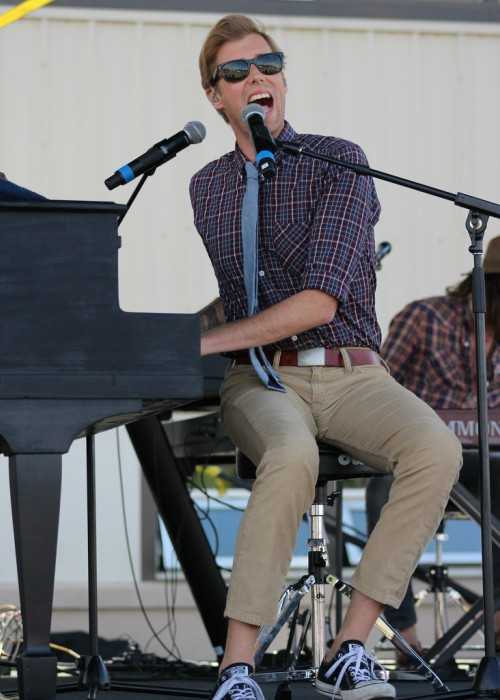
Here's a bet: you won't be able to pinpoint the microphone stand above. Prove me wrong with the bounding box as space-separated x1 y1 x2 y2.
117 169 155 227
276 139 500 698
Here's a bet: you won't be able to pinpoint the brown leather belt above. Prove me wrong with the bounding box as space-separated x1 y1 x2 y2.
232 348 383 368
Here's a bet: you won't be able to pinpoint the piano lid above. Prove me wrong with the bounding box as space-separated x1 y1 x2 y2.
0 200 202 401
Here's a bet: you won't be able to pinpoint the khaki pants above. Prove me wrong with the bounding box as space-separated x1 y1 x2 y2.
220 355 462 627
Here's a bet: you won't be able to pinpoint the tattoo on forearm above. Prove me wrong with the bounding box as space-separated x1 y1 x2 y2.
199 298 225 332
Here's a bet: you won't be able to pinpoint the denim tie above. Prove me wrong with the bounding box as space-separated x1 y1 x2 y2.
241 161 285 392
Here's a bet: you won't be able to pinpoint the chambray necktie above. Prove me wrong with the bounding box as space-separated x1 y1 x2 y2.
241 161 285 392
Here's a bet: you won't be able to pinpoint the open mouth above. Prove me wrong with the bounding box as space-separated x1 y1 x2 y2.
247 92 274 112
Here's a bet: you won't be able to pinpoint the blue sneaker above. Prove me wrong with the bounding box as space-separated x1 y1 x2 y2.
316 640 395 700
211 663 265 700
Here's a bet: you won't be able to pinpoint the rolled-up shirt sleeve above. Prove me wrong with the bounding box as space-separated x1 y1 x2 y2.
302 143 378 302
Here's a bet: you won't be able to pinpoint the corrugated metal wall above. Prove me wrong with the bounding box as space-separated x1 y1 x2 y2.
2 7 500 328
1 5 500 596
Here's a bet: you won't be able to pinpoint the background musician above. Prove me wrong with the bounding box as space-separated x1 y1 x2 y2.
367 235 500 662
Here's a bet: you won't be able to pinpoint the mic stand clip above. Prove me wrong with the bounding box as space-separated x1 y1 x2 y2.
117 167 157 227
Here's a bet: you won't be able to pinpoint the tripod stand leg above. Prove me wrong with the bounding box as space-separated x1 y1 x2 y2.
81 655 110 699
254 576 314 667
311 583 325 669
58 435 111 698
328 576 449 692
289 610 311 669
83 434 110 698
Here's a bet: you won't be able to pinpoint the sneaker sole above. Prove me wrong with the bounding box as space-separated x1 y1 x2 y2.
315 679 396 700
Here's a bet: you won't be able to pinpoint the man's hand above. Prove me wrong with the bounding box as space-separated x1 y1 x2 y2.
201 289 338 356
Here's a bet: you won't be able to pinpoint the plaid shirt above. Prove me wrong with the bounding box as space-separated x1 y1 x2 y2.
189 122 382 351
382 295 500 409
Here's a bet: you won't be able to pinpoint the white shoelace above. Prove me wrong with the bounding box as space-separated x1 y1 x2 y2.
212 673 265 700
324 646 380 694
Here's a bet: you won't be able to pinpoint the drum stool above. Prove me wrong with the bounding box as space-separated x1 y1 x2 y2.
236 441 385 680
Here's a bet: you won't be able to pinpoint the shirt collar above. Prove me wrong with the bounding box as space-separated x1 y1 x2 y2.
232 120 298 175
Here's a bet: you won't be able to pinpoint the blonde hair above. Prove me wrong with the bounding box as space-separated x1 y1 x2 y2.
199 15 281 122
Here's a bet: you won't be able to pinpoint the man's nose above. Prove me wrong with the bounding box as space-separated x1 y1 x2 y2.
248 63 263 81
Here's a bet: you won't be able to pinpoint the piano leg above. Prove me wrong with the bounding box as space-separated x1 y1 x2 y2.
9 454 62 700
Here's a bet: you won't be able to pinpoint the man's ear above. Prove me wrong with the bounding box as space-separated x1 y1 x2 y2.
206 87 223 110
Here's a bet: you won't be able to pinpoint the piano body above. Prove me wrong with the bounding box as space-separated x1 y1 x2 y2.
0 199 222 699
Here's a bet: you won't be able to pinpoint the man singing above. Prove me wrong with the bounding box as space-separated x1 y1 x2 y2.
190 14 461 700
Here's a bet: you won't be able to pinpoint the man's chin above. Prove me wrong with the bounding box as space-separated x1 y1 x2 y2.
269 117 285 139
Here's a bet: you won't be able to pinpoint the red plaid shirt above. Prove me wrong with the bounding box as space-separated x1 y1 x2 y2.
382 295 500 409
190 122 382 351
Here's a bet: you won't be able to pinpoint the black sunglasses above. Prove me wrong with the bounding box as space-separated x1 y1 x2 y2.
211 51 285 85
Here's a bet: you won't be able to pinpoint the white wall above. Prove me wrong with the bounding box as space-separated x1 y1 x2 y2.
1 5 499 658
1 8 500 322
0 428 142 584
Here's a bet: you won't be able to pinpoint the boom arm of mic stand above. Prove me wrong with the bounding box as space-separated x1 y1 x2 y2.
276 140 500 220
276 138 500 685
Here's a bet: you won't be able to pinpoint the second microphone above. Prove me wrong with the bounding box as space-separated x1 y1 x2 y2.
105 121 206 190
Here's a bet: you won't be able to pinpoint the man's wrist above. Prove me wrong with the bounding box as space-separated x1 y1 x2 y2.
199 298 225 332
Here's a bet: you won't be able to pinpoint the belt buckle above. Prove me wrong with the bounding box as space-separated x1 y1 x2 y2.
297 347 326 367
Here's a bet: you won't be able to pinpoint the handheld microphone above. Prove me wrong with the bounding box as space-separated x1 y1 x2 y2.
375 241 392 269
241 104 276 180
104 121 206 190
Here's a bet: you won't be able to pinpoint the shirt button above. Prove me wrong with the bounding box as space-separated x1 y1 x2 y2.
291 335 298 342
258 270 265 277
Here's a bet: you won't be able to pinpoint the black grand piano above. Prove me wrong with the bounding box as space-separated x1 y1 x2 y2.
0 198 227 699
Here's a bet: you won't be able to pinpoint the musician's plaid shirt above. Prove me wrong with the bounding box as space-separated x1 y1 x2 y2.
382 295 500 408
189 122 382 351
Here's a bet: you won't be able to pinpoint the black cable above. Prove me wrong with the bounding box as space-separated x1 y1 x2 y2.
187 478 247 513
138 420 236 649
142 421 232 659
193 499 220 562
190 465 221 560
115 428 182 662
165 543 180 658
153 518 181 657
143 540 180 657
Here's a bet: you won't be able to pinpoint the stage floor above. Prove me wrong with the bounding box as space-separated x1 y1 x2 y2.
0 674 474 699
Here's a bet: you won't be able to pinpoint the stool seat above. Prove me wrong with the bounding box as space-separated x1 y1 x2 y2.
237 441 384 482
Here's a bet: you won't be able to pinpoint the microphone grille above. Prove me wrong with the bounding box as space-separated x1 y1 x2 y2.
241 103 265 123
184 121 206 144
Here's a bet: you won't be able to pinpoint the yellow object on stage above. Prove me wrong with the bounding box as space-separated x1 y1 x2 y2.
0 0 54 29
